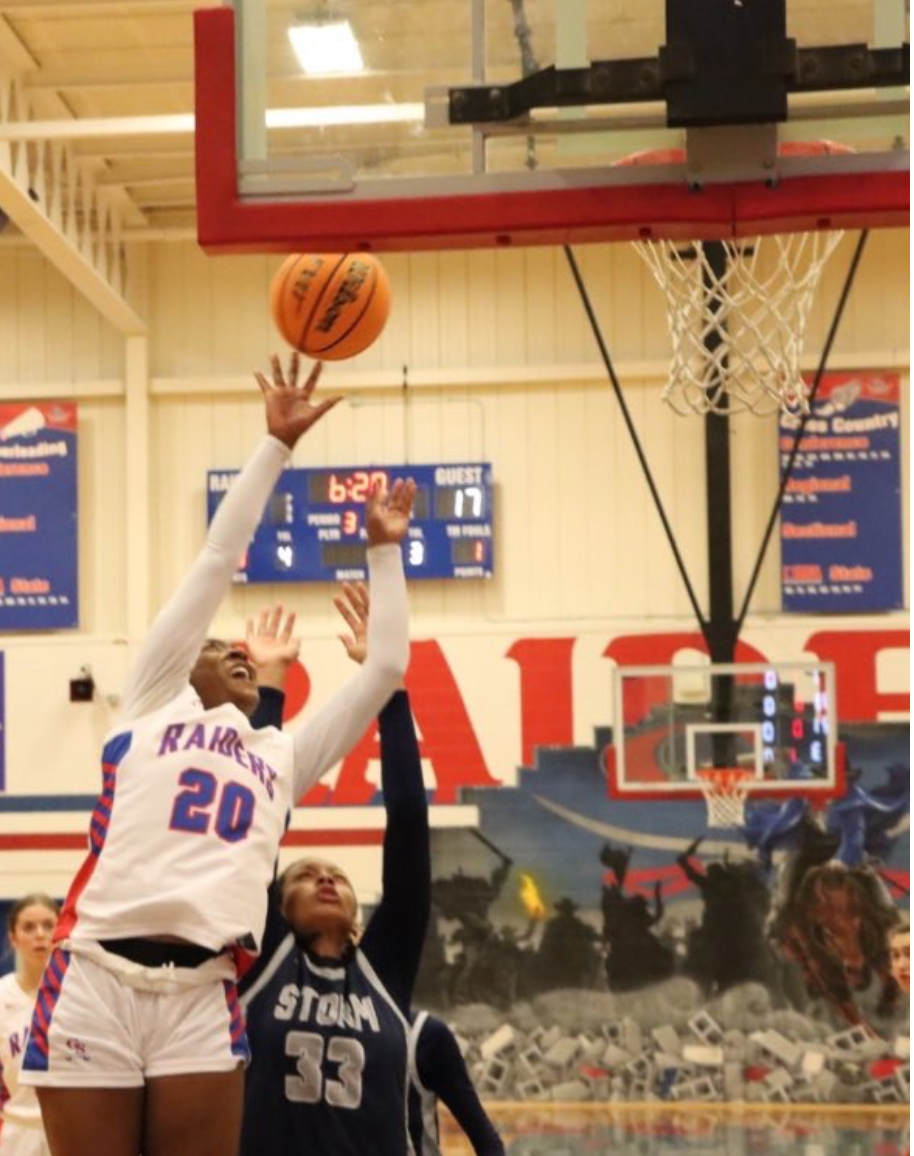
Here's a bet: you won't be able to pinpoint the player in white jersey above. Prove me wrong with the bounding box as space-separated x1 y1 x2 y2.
20 354 415 1156
0 895 58 1156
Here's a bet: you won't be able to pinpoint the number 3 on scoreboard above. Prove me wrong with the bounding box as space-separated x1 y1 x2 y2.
169 768 255 843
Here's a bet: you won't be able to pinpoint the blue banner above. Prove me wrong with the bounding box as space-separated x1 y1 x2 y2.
0 652 4 790
780 373 903 612
0 402 78 629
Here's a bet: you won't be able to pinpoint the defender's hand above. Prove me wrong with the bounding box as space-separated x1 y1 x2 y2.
333 582 369 666
365 477 416 546
246 605 300 689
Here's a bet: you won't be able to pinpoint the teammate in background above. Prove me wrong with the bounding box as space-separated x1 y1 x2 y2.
20 354 415 1156
408 1012 505 1156
0 895 58 1156
239 582 429 1156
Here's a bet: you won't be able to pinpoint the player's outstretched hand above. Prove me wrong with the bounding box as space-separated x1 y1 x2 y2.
333 582 369 666
365 477 415 546
255 352 341 450
246 604 301 690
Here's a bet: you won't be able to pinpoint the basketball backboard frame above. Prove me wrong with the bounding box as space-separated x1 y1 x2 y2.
608 661 846 802
193 5 908 255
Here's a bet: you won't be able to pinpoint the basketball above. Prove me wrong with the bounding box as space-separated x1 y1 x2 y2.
270 252 391 361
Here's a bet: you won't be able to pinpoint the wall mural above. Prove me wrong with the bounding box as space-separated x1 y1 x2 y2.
407 722 910 1106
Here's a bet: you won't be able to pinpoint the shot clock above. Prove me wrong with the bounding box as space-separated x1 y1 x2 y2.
207 462 493 582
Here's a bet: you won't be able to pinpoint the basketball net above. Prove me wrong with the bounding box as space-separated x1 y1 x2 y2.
634 231 843 416
695 768 756 828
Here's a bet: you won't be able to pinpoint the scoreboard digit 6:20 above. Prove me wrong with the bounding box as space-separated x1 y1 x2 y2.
207 462 494 583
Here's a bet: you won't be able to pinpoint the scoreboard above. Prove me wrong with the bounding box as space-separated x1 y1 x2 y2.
207 462 494 583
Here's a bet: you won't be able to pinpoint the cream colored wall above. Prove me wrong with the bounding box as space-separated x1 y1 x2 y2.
145 231 910 628
0 229 909 897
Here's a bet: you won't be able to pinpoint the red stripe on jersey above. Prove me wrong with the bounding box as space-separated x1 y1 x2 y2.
55 755 124 942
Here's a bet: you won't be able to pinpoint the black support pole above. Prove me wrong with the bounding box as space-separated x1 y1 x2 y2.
701 241 738 765
701 241 738 666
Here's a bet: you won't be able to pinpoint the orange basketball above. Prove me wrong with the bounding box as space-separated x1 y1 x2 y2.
270 252 391 361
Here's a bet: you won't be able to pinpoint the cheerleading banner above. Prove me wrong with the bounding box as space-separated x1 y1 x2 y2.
779 373 903 613
0 402 79 630
0 652 4 791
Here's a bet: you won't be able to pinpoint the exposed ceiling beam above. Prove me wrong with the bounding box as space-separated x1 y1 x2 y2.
0 164 146 333
0 13 145 333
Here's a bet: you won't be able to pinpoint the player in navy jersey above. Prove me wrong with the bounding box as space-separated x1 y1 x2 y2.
21 355 415 1156
246 590 505 1156
239 581 429 1156
408 1012 504 1156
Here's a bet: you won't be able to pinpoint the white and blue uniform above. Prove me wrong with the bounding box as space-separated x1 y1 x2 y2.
0 974 49 1156
240 691 429 1156
20 435 408 1087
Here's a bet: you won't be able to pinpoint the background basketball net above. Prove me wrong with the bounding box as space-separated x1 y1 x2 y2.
696 769 757 828
634 230 843 417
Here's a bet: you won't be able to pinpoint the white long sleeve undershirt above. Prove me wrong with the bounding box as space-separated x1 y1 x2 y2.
119 434 409 802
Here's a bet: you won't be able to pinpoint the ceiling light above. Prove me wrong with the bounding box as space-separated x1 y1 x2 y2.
288 21 364 75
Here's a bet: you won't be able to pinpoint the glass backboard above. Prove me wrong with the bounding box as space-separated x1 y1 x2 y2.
609 661 844 800
194 0 908 252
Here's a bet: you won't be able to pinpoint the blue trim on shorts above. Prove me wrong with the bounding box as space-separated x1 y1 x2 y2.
223 980 251 1063
22 948 71 1073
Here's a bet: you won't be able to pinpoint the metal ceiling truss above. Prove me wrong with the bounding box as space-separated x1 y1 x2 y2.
0 19 145 334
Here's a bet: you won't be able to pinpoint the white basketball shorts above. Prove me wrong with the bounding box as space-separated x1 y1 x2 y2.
19 948 249 1088
0 1119 51 1156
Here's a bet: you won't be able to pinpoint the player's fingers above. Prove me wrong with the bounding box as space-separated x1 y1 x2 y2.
309 395 341 422
364 476 386 514
333 595 362 634
302 360 323 397
254 371 271 396
287 351 300 388
389 477 413 512
281 610 296 641
271 353 284 387
402 477 416 507
268 605 283 636
344 586 367 625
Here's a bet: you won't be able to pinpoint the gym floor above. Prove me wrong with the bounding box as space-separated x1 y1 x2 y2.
439 1104 911 1155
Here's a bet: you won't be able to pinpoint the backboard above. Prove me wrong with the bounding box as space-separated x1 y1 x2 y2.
194 0 908 253
608 661 845 801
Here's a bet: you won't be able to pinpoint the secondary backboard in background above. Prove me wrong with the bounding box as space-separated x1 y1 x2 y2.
609 662 845 801
194 0 908 253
